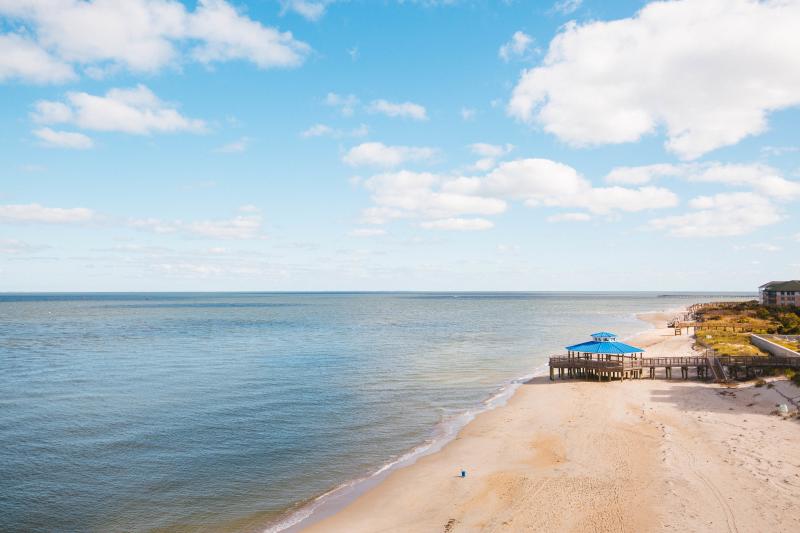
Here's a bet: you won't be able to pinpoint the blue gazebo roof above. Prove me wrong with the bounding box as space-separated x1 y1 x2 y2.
566 332 644 355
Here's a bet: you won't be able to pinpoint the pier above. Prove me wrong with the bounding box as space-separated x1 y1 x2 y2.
548 354 800 382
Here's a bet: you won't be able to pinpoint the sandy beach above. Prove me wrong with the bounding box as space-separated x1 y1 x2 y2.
303 312 800 532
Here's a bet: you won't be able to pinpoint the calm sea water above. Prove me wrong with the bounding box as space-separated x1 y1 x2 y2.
0 292 750 532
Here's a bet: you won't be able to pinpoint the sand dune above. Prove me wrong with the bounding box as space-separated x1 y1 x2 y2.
303 312 800 532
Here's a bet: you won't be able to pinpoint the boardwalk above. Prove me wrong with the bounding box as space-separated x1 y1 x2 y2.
548 354 800 382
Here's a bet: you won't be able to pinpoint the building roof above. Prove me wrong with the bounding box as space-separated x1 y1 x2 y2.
591 331 617 338
566 339 644 354
760 280 800 291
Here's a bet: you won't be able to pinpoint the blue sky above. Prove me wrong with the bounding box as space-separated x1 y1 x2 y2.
1 0 799 291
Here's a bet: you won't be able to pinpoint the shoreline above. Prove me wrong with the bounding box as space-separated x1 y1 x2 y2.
294 307 800 532
266 306 685 532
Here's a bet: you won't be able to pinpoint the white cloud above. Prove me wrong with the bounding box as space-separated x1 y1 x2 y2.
605 164 682 185
343 142 437 168
214 137 250 153
0 33 75 83
280 0 330 21
469 143 514 158
552 0 582 15
31 100 73 123
188 0 310 68
301 123 333 138
547 212 591 222
688 163 800 199
368 99 428 120
509 0 800 159
301 123 368 138
349 227 386 237
33 85 206 135
460 107 476 121
604 162 800 199
357 158 676 230
470 158 498 172
420 218 493 231
130 205 266 240
648 192 780 237
363 171 507 223
761 146 800 157
0 0 309 80
324 92 358 116
498 31 534 62
480 159 677 214
466 143 515 172
33 127 93 149
0 203 95 223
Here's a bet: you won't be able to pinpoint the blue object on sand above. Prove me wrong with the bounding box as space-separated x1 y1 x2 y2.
460 470 466 478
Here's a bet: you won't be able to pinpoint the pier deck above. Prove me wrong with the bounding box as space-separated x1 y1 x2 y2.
548 355 800 382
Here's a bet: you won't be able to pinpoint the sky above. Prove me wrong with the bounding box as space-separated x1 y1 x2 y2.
1 0 799 292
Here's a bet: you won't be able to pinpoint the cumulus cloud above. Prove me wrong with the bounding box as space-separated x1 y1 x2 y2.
648 192 781 237
0 0 310 82
0 203 95 223
33 85 206 135
469 143 514 158
605 164 682 185
343 142 438 168
552 0 582 15
301 123 368 138
498 31 534 62
214 137 250 153
357 158 677 231
33 127 93 149
368 99 428 120
481 159 678 214
324 92 358 116
363 171 507 224
0 33 75 83
467 143 515 171
604 162 800 199
130 205 266 240
301 123 333 138
688 163 800 199
509 0 800 159
280 0 330 21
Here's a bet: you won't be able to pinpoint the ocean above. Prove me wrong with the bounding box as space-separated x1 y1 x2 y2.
0 292 751 532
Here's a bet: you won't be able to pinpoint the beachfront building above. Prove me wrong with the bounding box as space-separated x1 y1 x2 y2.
759 280 800 307
549 332 645 380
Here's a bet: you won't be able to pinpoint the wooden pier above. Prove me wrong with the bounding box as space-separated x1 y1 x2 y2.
548 354 800 382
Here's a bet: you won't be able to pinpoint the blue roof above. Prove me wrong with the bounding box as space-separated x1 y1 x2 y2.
565 340 644 354
591 331 617 338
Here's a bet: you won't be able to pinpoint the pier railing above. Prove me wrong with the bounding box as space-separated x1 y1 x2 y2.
548 354 800 370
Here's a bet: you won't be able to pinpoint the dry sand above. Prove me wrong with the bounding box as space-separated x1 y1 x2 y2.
303 312 800 533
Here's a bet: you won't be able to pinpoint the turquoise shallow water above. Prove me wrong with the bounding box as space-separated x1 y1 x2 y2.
0 292 751 532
